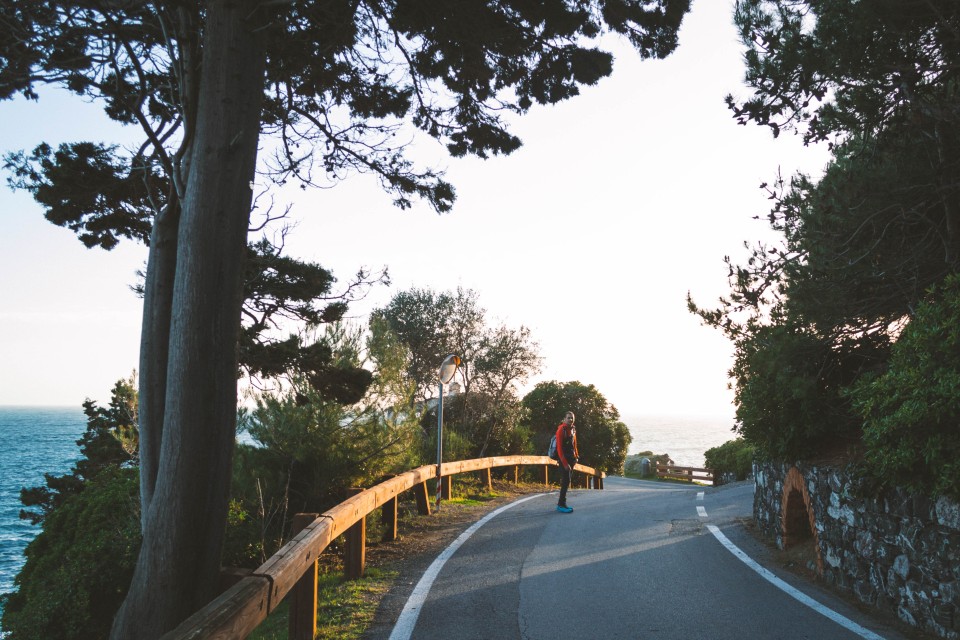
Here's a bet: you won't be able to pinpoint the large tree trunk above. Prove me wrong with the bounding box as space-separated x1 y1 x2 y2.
111 1 266 637
138 199 179 516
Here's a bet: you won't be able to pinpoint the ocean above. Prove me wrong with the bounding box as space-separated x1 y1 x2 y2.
0 407 736 620
0 406 87 620
623 413 738 468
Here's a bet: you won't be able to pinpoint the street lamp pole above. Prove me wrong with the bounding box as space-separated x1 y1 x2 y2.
435 354 461 511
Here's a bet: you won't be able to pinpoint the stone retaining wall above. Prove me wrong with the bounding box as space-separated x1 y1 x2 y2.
754 460 960 639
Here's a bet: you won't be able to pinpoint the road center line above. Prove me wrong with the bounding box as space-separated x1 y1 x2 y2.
706 524 886 640
388 493 545 640
697 505 708 517
697 491 704 501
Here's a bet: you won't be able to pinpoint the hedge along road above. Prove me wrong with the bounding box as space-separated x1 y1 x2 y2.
378 477 911 640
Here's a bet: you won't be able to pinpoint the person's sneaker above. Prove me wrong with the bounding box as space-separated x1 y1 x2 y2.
556 505 573 513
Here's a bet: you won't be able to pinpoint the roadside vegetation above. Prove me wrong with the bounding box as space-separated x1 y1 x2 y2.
704 439 755 482
688 1 960 499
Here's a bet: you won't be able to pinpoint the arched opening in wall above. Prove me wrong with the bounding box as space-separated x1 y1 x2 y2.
783 488 813 546
781 467 824 576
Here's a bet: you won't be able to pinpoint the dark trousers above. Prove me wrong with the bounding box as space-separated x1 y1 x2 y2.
558 465 571 506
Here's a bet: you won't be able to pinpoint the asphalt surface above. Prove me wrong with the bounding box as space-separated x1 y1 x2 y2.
378 477 915 640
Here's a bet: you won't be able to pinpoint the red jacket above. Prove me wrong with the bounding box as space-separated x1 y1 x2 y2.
555 422 579 468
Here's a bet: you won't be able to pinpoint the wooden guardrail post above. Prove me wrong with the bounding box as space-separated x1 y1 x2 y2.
543 464 550 485
377 474 398 542
414 480 431 515
288 513 319 640
513 465 520 484
381 494 398 542
441 475 452 499
483 468 493 493
345 488 366 580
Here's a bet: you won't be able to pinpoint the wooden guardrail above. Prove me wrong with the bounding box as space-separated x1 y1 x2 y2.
162 455 604 639
656 463 715 486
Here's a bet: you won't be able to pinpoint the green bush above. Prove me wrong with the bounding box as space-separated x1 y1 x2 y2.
704 439 755 481
731 322 866 460
849 274 960 499
521 381 631 474
1 467 141 640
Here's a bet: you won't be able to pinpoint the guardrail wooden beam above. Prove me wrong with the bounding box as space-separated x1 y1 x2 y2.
162 456 605 639
655 464 715 486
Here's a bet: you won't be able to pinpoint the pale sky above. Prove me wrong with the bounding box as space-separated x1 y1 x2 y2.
0 0 829 419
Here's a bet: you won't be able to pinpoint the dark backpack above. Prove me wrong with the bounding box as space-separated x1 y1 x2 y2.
547 434 559 461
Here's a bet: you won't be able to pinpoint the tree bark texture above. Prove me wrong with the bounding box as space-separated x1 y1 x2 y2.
111 1 266 637
138 200 179 516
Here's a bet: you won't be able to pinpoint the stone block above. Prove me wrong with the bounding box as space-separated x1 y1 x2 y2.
829 470 843 494
937 496 960 531
894 555 911 581
898 605 918 627
869 565 888 603
941 581 959 605
828 503 856 527
825 546 842 569
854 530 875 558
900 523 922 552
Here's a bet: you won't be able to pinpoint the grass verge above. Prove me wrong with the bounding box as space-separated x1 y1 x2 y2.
247 478 547 639
248 567 398 640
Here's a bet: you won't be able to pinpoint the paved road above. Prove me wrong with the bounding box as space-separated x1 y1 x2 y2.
387 477 911 640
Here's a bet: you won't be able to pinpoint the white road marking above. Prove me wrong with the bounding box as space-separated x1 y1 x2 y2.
697 491 704 501
707 524 887 640
388 493 544 640
697 505 708 517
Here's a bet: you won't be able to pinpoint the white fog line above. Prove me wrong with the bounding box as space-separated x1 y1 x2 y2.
697 505 708 517
388 493 545 640
707 524 887 640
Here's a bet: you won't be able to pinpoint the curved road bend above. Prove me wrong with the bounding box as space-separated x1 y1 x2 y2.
383 477 910 640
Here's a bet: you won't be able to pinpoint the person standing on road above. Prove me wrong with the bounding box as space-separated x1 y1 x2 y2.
555 411 579 513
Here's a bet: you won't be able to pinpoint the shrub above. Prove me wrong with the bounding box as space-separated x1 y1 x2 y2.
731 322 866 460
848 274 960 499
1 467 140 640
521 381 631 474
704 439 756 481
